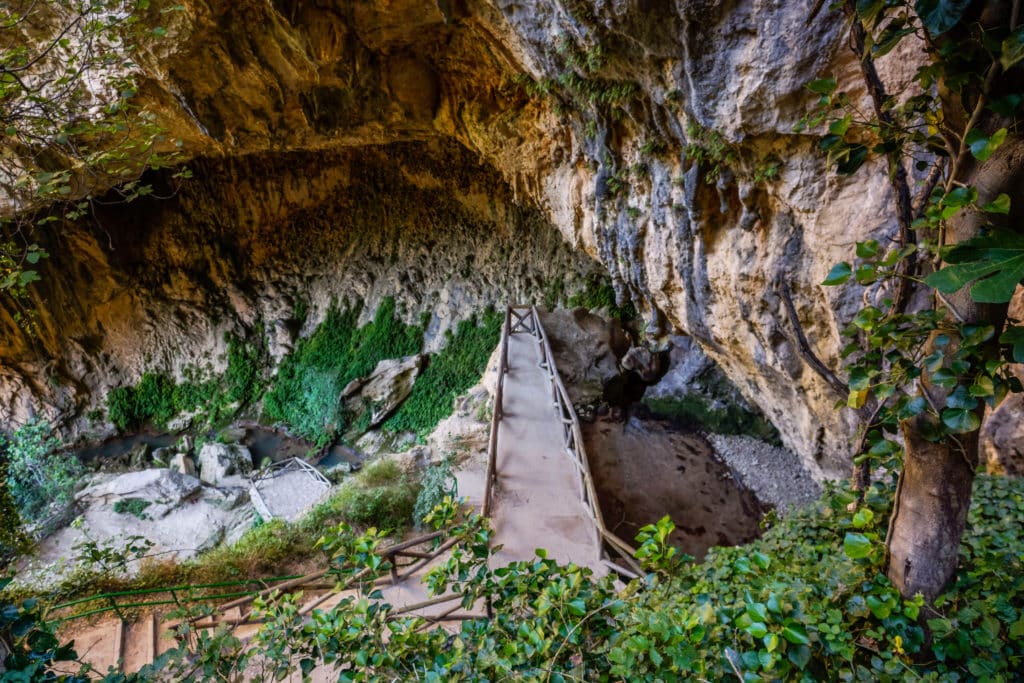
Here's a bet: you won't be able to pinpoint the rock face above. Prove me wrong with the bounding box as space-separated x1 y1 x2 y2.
344 355 424 430
0 0 1016 478
537 308 628 407
196 443 254 485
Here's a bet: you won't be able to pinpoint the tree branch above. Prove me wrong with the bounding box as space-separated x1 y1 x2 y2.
779 278 848 397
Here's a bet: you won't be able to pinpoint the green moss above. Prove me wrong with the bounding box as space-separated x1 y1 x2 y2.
262 297 424 446
224 332 266 405
568 274 637 322
112 498 151 519
643 394 780 443
383 310 502 437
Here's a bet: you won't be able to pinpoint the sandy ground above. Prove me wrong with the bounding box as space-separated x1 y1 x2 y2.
583 414 764 559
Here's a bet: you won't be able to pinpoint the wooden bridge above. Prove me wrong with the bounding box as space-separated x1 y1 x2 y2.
51 304 637 677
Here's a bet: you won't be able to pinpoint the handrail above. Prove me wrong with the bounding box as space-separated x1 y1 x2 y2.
529 306 642 578
482 305 513 517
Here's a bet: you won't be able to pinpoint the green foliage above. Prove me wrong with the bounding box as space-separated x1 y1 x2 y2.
2 419 83 525
383 310 502 436
224 332 267 405
0 465 30 561
312 460 420 533
106 332 267 432
46 475 1024 681
412 458 456 529
112 498 151 520
567 273 637 322
643 394 781 443
925 229 1024 304
0 576 87 681
263 298 424 445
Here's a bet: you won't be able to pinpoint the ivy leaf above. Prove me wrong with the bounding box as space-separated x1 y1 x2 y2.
781 623 811 645
982 194 1011 215
843 532 872 559
1002 27 1024 71
1001 326 1024 363
942 408 981 433
808 77 837 95
945 385 977 410
965 128 1008 162
925 230 1024 303
914 0 970 35
823 262 852 286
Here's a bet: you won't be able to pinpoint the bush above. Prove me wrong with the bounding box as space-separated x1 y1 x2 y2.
384 310 502 436
568 273 637 322
320 459 420 533
2 420 84 525
413 458 456 529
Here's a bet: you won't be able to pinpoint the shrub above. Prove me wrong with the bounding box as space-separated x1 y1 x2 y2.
568 273 637 322
413 458 456 528
2 420 84 525
384 310 502 436
112 498 151 519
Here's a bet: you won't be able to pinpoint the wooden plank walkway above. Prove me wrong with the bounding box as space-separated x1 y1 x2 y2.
487 325 606 574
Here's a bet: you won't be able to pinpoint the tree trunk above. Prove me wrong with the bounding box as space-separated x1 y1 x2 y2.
885 134 1024 600
886 419 976 601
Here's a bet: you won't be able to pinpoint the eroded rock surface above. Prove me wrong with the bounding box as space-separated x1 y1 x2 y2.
3 0 1018 478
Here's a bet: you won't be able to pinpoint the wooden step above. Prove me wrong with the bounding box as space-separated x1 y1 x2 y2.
121 614 156 674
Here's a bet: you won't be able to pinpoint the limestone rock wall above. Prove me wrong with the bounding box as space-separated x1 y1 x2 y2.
2 0 942 476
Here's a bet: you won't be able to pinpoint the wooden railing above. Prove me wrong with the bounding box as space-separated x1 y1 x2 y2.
487 304 641 580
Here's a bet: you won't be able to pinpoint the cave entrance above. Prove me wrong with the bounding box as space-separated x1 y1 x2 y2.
581 413 764 560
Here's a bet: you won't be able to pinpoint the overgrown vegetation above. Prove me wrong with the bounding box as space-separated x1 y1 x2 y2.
112 498 151 520
412 458 456 529
262 298 425 446
383 310 502 436
567 273 637 322
106 332 264 432
8 475 1022 680
1 419 83 527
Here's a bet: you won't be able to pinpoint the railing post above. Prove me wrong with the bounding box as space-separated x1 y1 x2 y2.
107 595 126 621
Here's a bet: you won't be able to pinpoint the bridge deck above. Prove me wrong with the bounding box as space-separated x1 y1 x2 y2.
488 328 605 574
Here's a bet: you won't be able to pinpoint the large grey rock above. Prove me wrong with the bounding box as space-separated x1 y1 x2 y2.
537 308 626 407
197 443 253 485
86 468 201 505
346 355 424 429
169 452 197 477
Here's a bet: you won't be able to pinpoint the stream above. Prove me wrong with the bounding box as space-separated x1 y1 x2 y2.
72 424 363 472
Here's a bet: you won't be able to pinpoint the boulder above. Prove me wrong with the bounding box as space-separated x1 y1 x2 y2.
350 355 424 429
643 336 715 401
84 468 203 519
151 447 174 468
536 308 626 407
127 442 150 470
169 452 197 477
197 443 254 485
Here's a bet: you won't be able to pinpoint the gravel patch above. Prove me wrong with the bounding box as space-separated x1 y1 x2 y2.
707 434 822 513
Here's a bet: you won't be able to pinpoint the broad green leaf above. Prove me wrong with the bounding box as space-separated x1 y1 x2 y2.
781 623 810 645
823 262 852 286
942 408 981 433
945 385 977 410
852 508 874 529
856 240 879 258
925 230 1024 303
808 77 837 95
843 532 872 559
982 194 1011 215
965 128 1008 162
914 0 970 35
1001 326 1024 363
1002 27 1024 71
